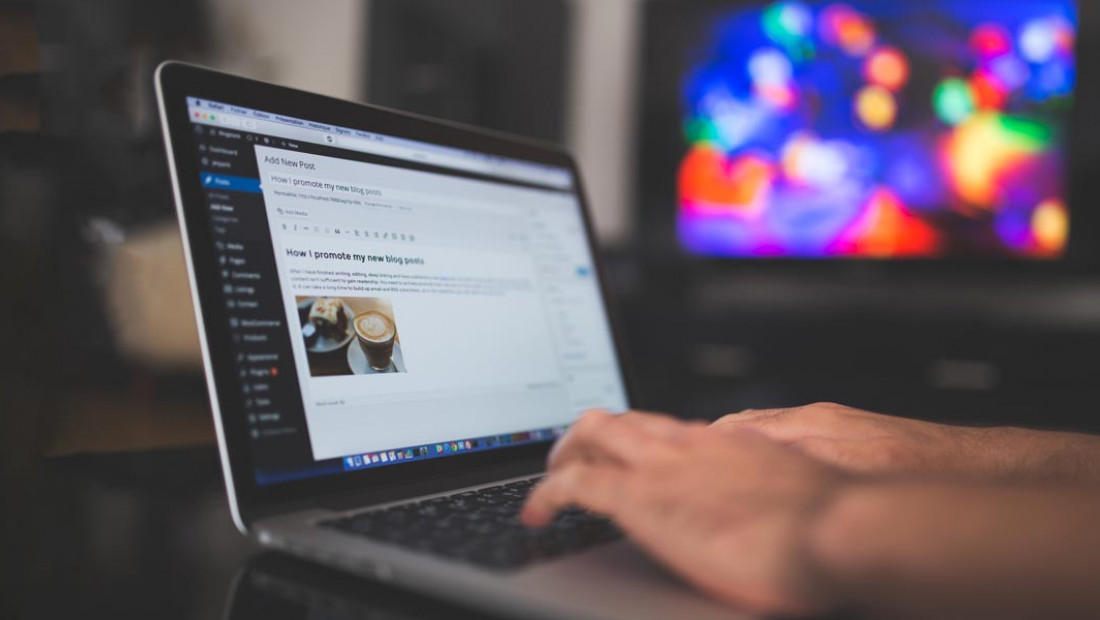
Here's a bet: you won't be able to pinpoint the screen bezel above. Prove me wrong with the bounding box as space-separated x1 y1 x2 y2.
634 0 1100 279
156 62 635 527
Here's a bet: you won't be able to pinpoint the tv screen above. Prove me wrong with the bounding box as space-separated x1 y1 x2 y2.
662 0 1077 259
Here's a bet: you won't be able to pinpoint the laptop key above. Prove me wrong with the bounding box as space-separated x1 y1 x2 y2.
320 478 622 570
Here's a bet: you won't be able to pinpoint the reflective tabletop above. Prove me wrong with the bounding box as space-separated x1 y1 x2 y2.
2 447 500 620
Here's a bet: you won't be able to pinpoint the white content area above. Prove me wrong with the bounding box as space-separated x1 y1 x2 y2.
255 146 628 460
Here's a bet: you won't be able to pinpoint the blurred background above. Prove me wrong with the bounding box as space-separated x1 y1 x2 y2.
5 0 1100 470
5 0 1100 466
5 0 1100 617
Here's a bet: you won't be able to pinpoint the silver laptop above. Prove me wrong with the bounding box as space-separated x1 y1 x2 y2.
156 62 743 620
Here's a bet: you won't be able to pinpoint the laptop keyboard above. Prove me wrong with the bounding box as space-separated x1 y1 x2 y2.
320 477 622 570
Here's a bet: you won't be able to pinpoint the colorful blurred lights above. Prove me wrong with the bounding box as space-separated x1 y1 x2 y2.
1033 199 1068 254
865 48 910 91
679 145 776 216
782 134 850 187
778 2 813 37
821 4 876 56
748 48 797 111
764 1 813 43
1020 18 1061 63
748 48 793 87
837 189 940 257
680 1 1072 259
1055 23 1076 56
946 113 1049 207
971 71 1009 110
990 55 1031 91
701 92 770 150
970 24 1013 59
1037 62 1072 96
756 84 798 111
934 78 976 126
856 85 897 131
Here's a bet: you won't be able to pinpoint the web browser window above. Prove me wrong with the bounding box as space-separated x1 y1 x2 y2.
183 98 628 484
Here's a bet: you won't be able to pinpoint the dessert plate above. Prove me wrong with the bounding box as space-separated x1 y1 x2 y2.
298 297 355 354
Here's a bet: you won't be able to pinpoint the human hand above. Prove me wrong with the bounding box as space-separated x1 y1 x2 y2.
712 403 997 479
520 410 848 616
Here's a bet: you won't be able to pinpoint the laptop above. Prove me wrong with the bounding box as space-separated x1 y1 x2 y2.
156 62 743 620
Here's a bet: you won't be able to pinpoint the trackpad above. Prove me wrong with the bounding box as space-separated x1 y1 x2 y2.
515 540 752 619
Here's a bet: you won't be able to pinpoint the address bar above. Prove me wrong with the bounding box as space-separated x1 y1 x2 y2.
335 135 571 189
335 135 497 177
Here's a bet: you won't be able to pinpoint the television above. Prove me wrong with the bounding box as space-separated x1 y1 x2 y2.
638 0 1088 262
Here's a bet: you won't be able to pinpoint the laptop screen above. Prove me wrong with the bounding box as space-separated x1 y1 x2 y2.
182 97 629 486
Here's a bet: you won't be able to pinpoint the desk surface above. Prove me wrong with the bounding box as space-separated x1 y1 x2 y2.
2 447 502 620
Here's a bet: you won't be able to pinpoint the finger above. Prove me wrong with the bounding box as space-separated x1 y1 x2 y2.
547 411 659 471
520 462 629 528
547 410 688 471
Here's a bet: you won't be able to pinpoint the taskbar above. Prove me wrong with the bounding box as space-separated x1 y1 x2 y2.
340 425 568 472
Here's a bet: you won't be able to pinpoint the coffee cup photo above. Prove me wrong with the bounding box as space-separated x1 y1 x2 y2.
354 310 397 370
295 296 406 377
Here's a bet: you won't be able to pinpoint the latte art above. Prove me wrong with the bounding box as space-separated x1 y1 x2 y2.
355 311 395 342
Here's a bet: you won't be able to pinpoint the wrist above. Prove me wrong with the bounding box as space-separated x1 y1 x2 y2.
952 425 1027 480
804 479 939 615
962 426 1100 482
802 481 883 611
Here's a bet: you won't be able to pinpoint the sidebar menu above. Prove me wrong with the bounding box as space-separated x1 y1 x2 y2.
191 124 315 475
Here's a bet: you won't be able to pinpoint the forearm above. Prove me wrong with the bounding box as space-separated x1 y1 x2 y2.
711 404 1100 483
970 426 1100 482
808 480 1100 619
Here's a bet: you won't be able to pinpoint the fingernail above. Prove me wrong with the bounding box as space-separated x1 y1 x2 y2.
546 438 565 466
519 505 546 528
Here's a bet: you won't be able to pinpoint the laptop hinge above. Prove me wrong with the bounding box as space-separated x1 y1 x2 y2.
251 457 545 522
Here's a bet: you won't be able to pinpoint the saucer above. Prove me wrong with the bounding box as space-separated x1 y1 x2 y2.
346 341 406 374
